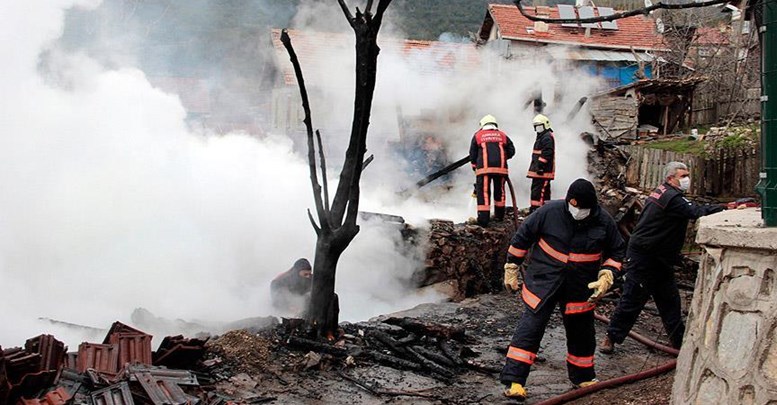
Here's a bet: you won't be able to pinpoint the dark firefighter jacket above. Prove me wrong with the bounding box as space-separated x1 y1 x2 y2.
469 128 515 176
628 182 725 259
506 200 626 312
527 129 555 179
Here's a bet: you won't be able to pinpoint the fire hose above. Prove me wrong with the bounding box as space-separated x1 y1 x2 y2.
505 176 520 228
532 314 679 405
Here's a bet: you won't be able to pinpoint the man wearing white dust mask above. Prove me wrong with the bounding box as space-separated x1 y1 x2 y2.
600 161 725 354
501 179 626 400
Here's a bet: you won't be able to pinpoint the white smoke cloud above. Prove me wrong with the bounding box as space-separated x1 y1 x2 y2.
0 0 598 349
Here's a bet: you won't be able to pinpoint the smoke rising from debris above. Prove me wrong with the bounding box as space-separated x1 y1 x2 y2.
0 0 599 348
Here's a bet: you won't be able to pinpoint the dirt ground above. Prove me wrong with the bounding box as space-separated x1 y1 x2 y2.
202 286 693 405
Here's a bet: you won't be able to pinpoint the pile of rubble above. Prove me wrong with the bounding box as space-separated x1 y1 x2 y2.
0 322 237 405
414 216 520 301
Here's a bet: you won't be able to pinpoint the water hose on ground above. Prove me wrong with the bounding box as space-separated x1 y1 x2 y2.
531 313 680 405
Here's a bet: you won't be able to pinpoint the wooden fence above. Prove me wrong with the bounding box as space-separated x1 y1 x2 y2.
622 145 760 197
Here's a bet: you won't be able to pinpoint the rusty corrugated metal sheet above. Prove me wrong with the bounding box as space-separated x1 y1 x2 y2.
24 335 66 372
135 372 196 405
103 322 150 344
77 343 119 375
125 364 198 386
16 386 72 405
90 382 135 405
104 322 153 367
112 335 152 367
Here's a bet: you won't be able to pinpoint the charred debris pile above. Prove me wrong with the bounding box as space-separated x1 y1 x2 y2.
0 315 504 404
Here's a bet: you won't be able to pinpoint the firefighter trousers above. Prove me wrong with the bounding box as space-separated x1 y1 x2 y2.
529 178 551 213
606 253 685 348
500 288 596 386
475 174 507 226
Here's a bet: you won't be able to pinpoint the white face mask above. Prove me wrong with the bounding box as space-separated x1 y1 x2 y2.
568 204 591 221
678 176 691 191
534 124 545 133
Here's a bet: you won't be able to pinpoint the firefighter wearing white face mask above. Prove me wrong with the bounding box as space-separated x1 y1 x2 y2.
527 114 555 213
601 161 725 354
500 179 625 400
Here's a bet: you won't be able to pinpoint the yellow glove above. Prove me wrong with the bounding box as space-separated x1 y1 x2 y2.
587 269 614 302
504 263 521 292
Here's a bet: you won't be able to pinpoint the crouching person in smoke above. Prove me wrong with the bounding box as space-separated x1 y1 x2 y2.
500 179 626 401
270 258 313 317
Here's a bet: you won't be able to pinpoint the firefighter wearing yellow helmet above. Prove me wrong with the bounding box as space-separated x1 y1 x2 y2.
469 115 515 227
527 114 555 213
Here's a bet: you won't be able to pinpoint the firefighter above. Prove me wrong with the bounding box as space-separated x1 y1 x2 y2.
469 114 515 227
600 162 725 354
527 114 555 213
501 179 626 400
270 258 313 316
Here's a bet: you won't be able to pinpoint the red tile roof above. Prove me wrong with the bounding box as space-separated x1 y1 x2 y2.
486 4 666 51
271 29 481 86
694 26 731 46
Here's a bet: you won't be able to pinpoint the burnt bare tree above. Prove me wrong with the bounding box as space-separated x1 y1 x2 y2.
280 0 393 338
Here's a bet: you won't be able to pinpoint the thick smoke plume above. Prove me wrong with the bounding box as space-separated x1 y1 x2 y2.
0 0 598 348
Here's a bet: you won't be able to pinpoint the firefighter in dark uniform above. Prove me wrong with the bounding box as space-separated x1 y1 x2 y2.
501 179 626 400
600 162 724 353
271 258 313 315
469 114 515 227
527 114 555 213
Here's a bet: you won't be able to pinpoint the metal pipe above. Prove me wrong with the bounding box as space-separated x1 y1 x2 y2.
756 0 777 226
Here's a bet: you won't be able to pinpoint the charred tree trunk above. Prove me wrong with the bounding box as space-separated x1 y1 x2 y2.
280 0 393 338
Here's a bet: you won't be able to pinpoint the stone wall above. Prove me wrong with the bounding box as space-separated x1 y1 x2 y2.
672 209 777 404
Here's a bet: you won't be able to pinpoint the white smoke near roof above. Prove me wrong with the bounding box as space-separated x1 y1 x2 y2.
0 0 598 349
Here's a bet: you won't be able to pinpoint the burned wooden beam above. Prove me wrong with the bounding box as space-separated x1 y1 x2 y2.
382 318 466 341
404 347 455 379
410 346 455 368
286 336 348 357
438 340 465 367
368 331 406 356
366 350 421 371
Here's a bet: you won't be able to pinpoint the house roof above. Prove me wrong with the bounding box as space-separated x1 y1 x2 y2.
270 29 481 86
693 26 731 46
595 77 705 97
482 4 666 52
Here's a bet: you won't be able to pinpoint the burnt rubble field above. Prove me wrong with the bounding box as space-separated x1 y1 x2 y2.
0 216 696 405
1 147 699 404
0 288 689 405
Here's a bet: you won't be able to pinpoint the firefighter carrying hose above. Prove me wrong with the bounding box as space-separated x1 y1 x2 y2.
527 114 555 213
469 114 515 227
500 179 626 401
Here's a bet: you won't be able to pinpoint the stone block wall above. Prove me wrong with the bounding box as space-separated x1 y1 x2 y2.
672 209 777 404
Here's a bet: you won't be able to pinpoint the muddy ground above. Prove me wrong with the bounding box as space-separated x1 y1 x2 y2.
203 286 693 405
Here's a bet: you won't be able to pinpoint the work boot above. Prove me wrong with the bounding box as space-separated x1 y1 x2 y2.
575 379 600 389
503 382 527 401
599 335 615 354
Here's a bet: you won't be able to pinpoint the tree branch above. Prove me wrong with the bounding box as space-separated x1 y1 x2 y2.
280 29 330 232
512 0 729 24
337 0 355 26
316 130 330 212
308 209 321 235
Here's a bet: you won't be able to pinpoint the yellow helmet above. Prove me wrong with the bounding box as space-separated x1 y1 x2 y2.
532 114 551 132
479 114 498 128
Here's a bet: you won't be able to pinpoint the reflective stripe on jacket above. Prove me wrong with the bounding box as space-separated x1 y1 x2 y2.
527 130 555 179
469 129 515 176
506 200 625 311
